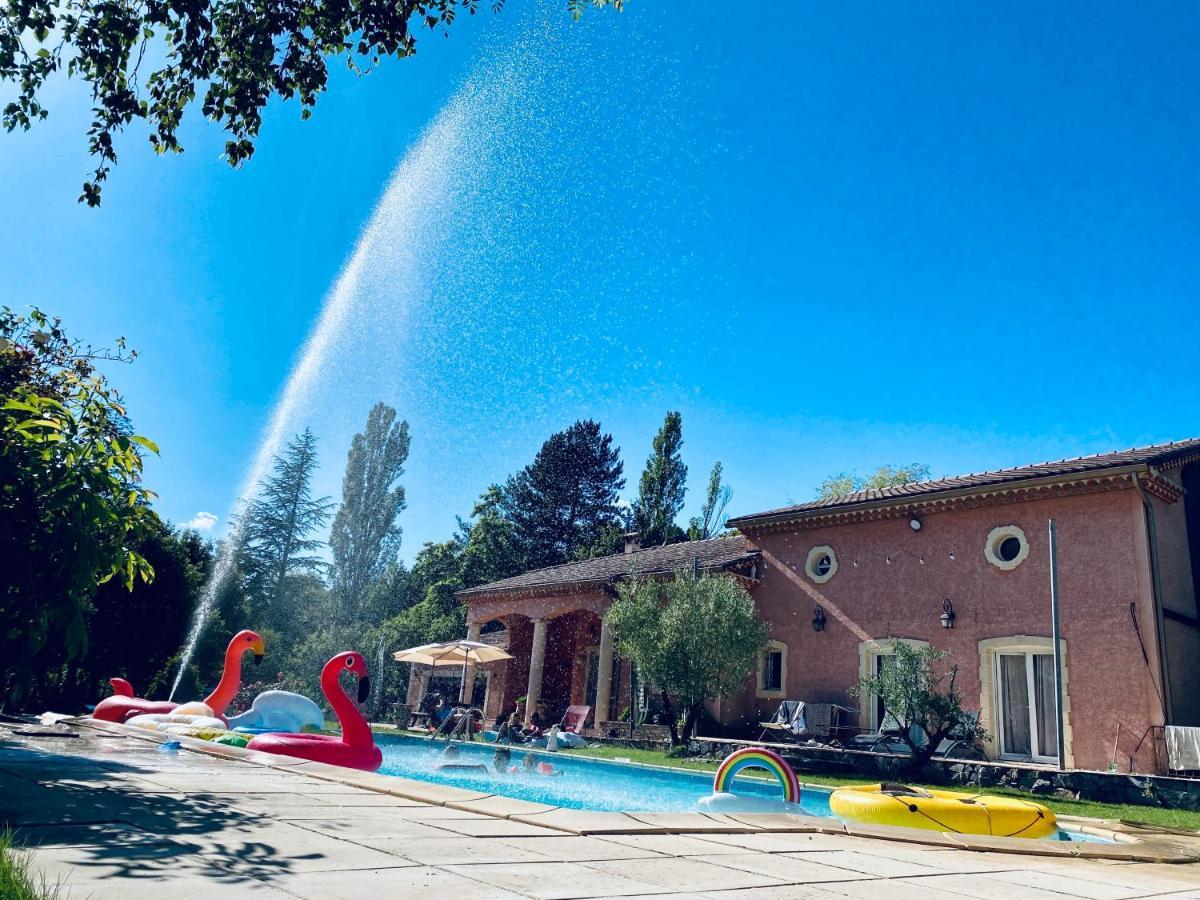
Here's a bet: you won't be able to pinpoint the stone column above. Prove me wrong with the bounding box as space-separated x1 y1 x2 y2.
406 666 428 707
460 621 481 705
525 618 548 726
594 614 614 725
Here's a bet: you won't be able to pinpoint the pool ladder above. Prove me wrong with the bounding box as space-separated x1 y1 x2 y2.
430 706 483 743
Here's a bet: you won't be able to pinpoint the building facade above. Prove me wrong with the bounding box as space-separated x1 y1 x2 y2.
452 439 1200 773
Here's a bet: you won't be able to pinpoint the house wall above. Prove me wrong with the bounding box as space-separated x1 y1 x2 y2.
741 487 1171 772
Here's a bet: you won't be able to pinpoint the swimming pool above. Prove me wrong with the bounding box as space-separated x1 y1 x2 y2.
375 734 1106 842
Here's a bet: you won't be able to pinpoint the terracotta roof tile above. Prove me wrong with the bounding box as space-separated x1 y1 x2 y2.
729 437 1200 528
457 535 756 598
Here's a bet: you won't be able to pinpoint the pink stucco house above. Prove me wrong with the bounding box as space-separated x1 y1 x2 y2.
445 438 1200 774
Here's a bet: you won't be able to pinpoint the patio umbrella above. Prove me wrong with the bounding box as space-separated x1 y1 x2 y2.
393 640 512 705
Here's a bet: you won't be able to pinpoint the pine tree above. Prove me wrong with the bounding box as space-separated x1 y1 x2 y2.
631 411 687 546
687 461 732 540
501 420 625 570
240 428 333 612
329 402 411 621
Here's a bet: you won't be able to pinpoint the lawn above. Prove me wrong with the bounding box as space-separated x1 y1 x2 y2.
0 832 63 900
559 745 1200 832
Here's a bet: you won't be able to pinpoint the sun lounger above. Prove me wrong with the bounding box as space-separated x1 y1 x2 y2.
561 705 590 734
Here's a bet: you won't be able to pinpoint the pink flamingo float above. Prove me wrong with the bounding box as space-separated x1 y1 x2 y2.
247 651 382 772
92 630 265 723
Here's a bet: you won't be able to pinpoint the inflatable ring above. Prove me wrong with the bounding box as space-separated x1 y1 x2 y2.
713 747 800 803
829 783 1057 839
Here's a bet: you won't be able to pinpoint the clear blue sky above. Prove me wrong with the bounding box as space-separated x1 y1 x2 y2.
2 1 1198 561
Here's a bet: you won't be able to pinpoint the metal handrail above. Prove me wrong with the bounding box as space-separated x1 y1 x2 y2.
429 706 483 743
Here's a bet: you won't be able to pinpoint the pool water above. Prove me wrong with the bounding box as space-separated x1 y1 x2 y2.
374 734 1107 842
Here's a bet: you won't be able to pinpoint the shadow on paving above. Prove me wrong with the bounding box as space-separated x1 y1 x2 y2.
1 733 325 884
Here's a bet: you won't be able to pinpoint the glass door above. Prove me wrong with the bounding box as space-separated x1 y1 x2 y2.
997 652 1059 763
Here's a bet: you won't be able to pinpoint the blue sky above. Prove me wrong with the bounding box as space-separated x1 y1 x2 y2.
2 1 1198 561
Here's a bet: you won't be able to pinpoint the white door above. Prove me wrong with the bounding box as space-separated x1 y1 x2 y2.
996 652 1059 763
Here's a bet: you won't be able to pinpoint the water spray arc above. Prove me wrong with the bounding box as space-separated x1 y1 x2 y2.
169 74 507 698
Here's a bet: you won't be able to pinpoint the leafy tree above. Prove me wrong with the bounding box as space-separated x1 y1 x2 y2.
40 520 210 710
850 640 989 776
501 419 625 570
687 461 732 541
608 570 768 745
630 411 687 546
0 0 624 205
458 485 523 588
330 402 411 622
0 307 157 705
816 463 931 500
239 427 333 616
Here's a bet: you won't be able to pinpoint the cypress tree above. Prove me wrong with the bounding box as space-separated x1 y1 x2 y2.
632 411 687 546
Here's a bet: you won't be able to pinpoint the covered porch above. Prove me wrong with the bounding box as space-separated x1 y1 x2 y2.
462 589 624 729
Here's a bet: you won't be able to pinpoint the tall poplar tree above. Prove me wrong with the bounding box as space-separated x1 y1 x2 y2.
240 427 333 612
501 419 625 570
329 402 411 621
631 411 687 546
687 461 732 541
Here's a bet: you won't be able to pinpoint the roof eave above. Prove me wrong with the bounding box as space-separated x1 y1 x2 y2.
456 551 762 603
729 463 1154 532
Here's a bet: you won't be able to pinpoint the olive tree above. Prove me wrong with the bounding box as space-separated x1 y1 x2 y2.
608 569 768 745
851 640 989 776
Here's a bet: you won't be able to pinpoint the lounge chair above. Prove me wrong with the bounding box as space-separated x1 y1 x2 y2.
757 701 849 745
561 705 590 734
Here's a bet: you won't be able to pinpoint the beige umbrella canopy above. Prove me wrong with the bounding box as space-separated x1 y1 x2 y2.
393 639 512 667
393 639 513 705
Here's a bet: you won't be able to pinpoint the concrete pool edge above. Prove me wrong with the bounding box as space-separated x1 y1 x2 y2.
76 718 1200 864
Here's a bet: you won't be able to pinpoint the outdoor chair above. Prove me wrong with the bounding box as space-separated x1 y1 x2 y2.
560 705 591 734
757 701 849 745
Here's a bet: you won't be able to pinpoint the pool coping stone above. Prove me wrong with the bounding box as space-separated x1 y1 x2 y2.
72 717 1200 863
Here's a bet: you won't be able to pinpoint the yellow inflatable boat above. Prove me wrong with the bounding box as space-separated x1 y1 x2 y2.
829 783 1057 839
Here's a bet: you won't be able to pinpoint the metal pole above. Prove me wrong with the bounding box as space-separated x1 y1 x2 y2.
1048 519 1067 770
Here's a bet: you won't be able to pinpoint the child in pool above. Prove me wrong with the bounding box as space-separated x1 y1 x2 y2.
493 747 513 774
522 751 563 777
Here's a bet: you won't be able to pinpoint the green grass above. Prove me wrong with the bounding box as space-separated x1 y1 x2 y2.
0 832 65 900
559 745 1200 832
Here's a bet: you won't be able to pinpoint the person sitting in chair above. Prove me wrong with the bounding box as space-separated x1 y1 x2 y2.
521 710 545 742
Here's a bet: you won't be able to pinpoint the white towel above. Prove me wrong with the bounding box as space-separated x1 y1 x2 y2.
1165 725 1200 771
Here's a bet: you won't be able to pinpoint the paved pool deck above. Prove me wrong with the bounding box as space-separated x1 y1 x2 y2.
3 721 1200 900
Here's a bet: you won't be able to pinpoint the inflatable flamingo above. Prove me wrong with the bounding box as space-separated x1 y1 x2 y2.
93 630 265 724
247 651 382 772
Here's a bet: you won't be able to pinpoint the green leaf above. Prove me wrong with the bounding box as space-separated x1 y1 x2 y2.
129 434 160 454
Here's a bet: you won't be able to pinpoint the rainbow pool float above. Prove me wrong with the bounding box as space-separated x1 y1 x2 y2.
697 747 802 813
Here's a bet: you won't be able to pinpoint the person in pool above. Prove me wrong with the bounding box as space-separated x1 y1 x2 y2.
492 748 513 774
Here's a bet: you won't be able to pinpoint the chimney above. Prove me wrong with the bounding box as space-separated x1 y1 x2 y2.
623 531 641 554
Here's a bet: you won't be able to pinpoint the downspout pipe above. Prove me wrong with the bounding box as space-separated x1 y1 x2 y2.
1133 471 1173 723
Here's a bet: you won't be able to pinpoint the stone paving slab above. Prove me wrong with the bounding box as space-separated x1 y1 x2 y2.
4 721 1200 899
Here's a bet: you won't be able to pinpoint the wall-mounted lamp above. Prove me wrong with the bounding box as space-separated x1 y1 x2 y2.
812 605 827 632
908 515 923 531
940 598 956 629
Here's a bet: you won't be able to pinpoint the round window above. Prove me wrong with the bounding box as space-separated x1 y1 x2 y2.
805 545 838 583
985 526 1029 571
